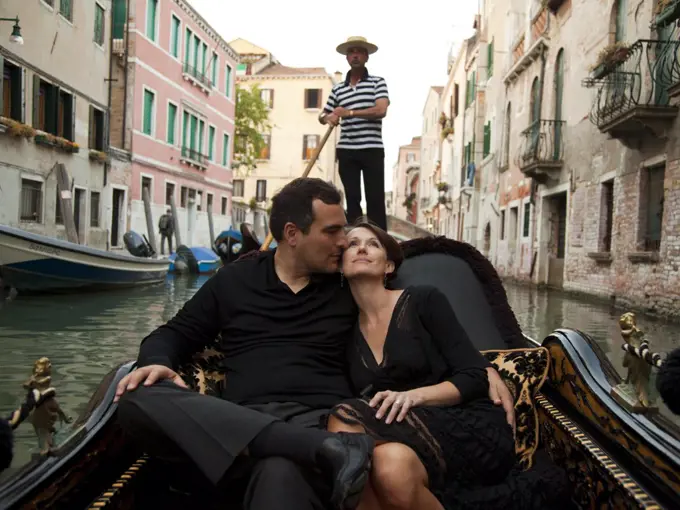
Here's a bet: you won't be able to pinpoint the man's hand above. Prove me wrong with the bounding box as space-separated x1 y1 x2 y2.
323 113 340 126
332 107 351 118
113 364 187 403
487 367 515 432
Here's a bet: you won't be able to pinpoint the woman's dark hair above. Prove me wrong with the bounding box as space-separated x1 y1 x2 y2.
347 218 403 281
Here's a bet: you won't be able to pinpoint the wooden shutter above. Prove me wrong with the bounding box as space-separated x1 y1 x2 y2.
32 73 40 128
302 135 307 160
88 105 95 148
103 110 109 151
19 68 25 123
70 94 76 142
269 89 274 108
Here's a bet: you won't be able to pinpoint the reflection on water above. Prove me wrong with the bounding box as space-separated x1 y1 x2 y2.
1 277 679 478
0 274 210 477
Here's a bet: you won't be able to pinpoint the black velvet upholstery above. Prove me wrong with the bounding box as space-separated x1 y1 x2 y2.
396 236 525 350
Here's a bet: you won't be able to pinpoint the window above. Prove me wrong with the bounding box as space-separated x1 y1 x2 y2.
90 191 101 227
482 122 491 158
59 0 72 21
304 89 322 109
256 180 267 202
208 126 216 161
221 196 227 215
553 49 564 157
182 110 207 162
180 185 188 207
487 38 494 77
55 188 63 225
113 0 126 39
2 58 23 122
500 210 506 240
522 202 531 237
20 179 43 223
222 133 230 166
33 77 74 140
94 3 105 46
260 88 274 108
642 165 665 252
406 152 415 162
509 207 518 241
225 65 233 97
259 134 271 160
601 180 614 252
170 15 180 58
142 88 155 136
184 27 192 63
233 179 244 197
211 52 218 86
141 176 152 200
146 0 158 42
302 134 320 160
165 182 175 206
89 105 105 150
167 103 177 145
465 72 476 108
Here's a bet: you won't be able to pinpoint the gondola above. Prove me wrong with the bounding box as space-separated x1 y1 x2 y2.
1 237 679 509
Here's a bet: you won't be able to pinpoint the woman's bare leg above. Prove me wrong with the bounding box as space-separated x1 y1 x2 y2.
371 443 444 510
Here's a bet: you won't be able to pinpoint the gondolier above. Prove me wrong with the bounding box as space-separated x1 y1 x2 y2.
320 36 389 231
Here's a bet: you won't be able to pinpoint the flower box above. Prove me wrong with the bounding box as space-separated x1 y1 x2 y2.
0 117 36 138
89 150 110 164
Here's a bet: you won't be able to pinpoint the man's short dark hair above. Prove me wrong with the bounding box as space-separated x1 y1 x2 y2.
269 178 343 241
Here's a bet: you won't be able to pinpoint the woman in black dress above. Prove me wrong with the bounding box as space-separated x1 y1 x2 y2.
328 221 516 510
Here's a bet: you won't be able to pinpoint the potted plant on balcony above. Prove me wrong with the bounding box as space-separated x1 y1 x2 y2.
653 0 680 28
0 117 36 139
402 192 416 209
589 42 631 79
437 182 450 193
89 150 110 164
439 113 448 129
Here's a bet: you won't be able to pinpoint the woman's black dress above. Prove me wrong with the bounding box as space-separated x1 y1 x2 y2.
329 285 517 508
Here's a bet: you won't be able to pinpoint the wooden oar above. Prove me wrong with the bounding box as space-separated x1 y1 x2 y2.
259 124 336 251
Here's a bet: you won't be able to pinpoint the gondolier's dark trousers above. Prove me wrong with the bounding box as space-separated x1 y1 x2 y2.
337 148 387 231
117 381 331 510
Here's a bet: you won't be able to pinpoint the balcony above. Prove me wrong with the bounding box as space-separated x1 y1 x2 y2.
180 146 208 170
504 8 550 85
182 62 212 93
583 39 680 147
515 119 565 184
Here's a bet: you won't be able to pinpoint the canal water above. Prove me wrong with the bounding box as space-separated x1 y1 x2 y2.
1 276 679 477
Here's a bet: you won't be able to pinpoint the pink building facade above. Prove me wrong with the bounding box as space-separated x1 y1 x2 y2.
110 0 237 249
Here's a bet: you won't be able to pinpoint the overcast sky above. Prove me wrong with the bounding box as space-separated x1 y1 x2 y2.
188 0 480 192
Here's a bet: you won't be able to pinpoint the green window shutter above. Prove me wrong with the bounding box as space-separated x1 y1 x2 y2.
113 0 126 39
208 126 215 161
189 114 197 151
225 65 232 97
488 39 494 77
182 111 189 148
483 122 491 157
32 74 40 128
146 0 157 41
171 16 180 58
198 119 205 154
0 55 4 117
192 36 199 70
202 43 208 75
615 0 627 42
185 28 191 63
94 4 105 46
143 89 154 135
212 52 218 86
167 103 177 144
222 133 230 165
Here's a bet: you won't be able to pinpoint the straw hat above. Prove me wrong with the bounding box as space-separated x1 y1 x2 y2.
336 36 378 56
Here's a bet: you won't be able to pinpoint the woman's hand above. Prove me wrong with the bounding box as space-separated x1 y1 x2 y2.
369 390 424 424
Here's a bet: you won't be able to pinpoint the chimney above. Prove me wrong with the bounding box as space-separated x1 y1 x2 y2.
333 71 343 84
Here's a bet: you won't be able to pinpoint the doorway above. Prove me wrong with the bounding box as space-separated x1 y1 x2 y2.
547 192 567 287
111 188 125 247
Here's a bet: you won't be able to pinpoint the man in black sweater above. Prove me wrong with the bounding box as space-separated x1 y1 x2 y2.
115 178 514 510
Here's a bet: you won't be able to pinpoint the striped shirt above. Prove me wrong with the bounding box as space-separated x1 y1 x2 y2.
323 69 389 150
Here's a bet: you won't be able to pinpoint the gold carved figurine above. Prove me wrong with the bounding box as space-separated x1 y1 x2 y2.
21 357 73 454
612 313 656 413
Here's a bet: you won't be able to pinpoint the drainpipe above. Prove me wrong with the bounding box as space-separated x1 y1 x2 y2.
104 0 115 188
121 0 132 152
529 43 548 280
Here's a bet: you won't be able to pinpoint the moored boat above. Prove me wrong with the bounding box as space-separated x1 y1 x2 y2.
0 225 169 294
1 236 679 509
168 246 222 275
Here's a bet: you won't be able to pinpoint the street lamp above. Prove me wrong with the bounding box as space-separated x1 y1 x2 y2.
1 17 23 45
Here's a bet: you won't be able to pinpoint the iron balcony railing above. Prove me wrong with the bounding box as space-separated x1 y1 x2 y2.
183 62 213 89
583 39 680 128
181 146 208 166
516 119 565 170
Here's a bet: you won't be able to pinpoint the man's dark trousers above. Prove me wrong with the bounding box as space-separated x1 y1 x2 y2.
337 148 387 231
117 381 330 510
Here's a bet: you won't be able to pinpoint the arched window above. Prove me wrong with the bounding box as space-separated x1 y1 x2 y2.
614 0 627 42
530 77 541 125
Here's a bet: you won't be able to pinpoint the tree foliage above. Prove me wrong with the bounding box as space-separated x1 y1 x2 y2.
233 83 271 175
